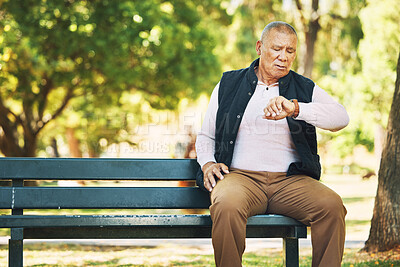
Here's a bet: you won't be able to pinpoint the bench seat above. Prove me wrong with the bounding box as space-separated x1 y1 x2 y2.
0 214 307 239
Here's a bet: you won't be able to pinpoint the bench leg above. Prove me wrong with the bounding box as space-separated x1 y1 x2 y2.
9 228 23 267
283 237 299 267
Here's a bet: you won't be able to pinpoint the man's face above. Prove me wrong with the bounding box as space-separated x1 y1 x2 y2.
256 29 297 82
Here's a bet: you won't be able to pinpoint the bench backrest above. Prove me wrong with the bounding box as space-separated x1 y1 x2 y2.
0 158 210 210
0 158 199 180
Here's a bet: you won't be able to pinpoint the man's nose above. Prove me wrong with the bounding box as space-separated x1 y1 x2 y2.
278 50 287 61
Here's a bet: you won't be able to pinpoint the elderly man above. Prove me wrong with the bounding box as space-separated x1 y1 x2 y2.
195 21 349 267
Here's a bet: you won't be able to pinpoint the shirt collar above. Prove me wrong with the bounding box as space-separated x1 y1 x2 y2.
258 80 279 87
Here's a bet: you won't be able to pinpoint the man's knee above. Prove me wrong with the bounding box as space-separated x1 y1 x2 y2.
210 195 248 220
319 192 347 219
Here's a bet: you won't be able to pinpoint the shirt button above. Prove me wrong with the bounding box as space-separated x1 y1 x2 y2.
229 141 234 144
253 80 256 84
237 115 241 119
248 92 252 96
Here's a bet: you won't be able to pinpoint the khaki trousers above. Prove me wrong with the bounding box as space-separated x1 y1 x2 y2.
210 168 346 267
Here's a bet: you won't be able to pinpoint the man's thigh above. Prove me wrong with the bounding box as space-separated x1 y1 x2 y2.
266 174 346 225
210 169 269 217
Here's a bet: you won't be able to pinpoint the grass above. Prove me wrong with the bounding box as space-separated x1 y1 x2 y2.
0 243 399 266
342 197 375 204
346 220 371 227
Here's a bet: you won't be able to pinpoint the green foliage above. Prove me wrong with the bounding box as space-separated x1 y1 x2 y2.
358 0 400 125
1 0 398 159
222 0 283 70
223 0 366 75
318 0 400 159
3 0 230 106
0 0 231 156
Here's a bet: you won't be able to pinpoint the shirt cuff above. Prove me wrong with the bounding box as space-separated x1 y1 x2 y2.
295 103 317 123
197 156 216 170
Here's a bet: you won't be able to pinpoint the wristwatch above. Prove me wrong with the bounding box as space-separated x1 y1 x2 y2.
290 99 299 118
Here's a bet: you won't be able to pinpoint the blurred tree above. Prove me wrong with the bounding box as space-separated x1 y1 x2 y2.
221 0 282 70
363 51 400 252
292 0 320 78
224 0 365 79
318 0 400 164
0 0 230 157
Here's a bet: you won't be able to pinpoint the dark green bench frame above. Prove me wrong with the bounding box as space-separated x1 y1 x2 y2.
0 158 307 266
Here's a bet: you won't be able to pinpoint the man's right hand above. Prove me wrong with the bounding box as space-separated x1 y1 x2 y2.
202 162 229 192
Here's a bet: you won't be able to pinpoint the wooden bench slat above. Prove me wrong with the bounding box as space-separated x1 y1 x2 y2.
22 226 304 239
0 158 199 180
0 215 307 239
0 187 211 209
0 214 305 228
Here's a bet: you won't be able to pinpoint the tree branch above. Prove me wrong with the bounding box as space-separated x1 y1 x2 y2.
328 13 345 20
35 87 74 135
294 0 307 28
312 0 319 12
37 75 53 122
311 0 320 21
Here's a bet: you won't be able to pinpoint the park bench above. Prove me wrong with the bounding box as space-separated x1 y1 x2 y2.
0 157 307 266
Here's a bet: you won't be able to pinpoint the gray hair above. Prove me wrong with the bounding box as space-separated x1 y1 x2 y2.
260 21 297 42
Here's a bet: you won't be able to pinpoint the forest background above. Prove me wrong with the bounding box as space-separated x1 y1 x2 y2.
1 0 399 178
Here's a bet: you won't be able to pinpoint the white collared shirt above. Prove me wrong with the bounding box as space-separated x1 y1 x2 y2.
195 80 349 171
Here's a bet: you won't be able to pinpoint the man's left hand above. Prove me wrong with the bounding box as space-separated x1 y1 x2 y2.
263 96 295 120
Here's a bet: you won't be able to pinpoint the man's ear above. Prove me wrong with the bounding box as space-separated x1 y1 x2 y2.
256 40 262 56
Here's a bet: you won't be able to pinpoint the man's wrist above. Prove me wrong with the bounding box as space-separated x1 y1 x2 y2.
202 161 216 173
290 99 299 118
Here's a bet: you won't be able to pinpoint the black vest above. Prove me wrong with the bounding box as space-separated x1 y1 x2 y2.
196 58 321 190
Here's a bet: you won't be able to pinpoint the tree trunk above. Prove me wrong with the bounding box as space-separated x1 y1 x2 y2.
0 122 37 157
295 0 320 79
88 145 100 158
66 128 82 158
363 51 400 252
302 18 320 78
